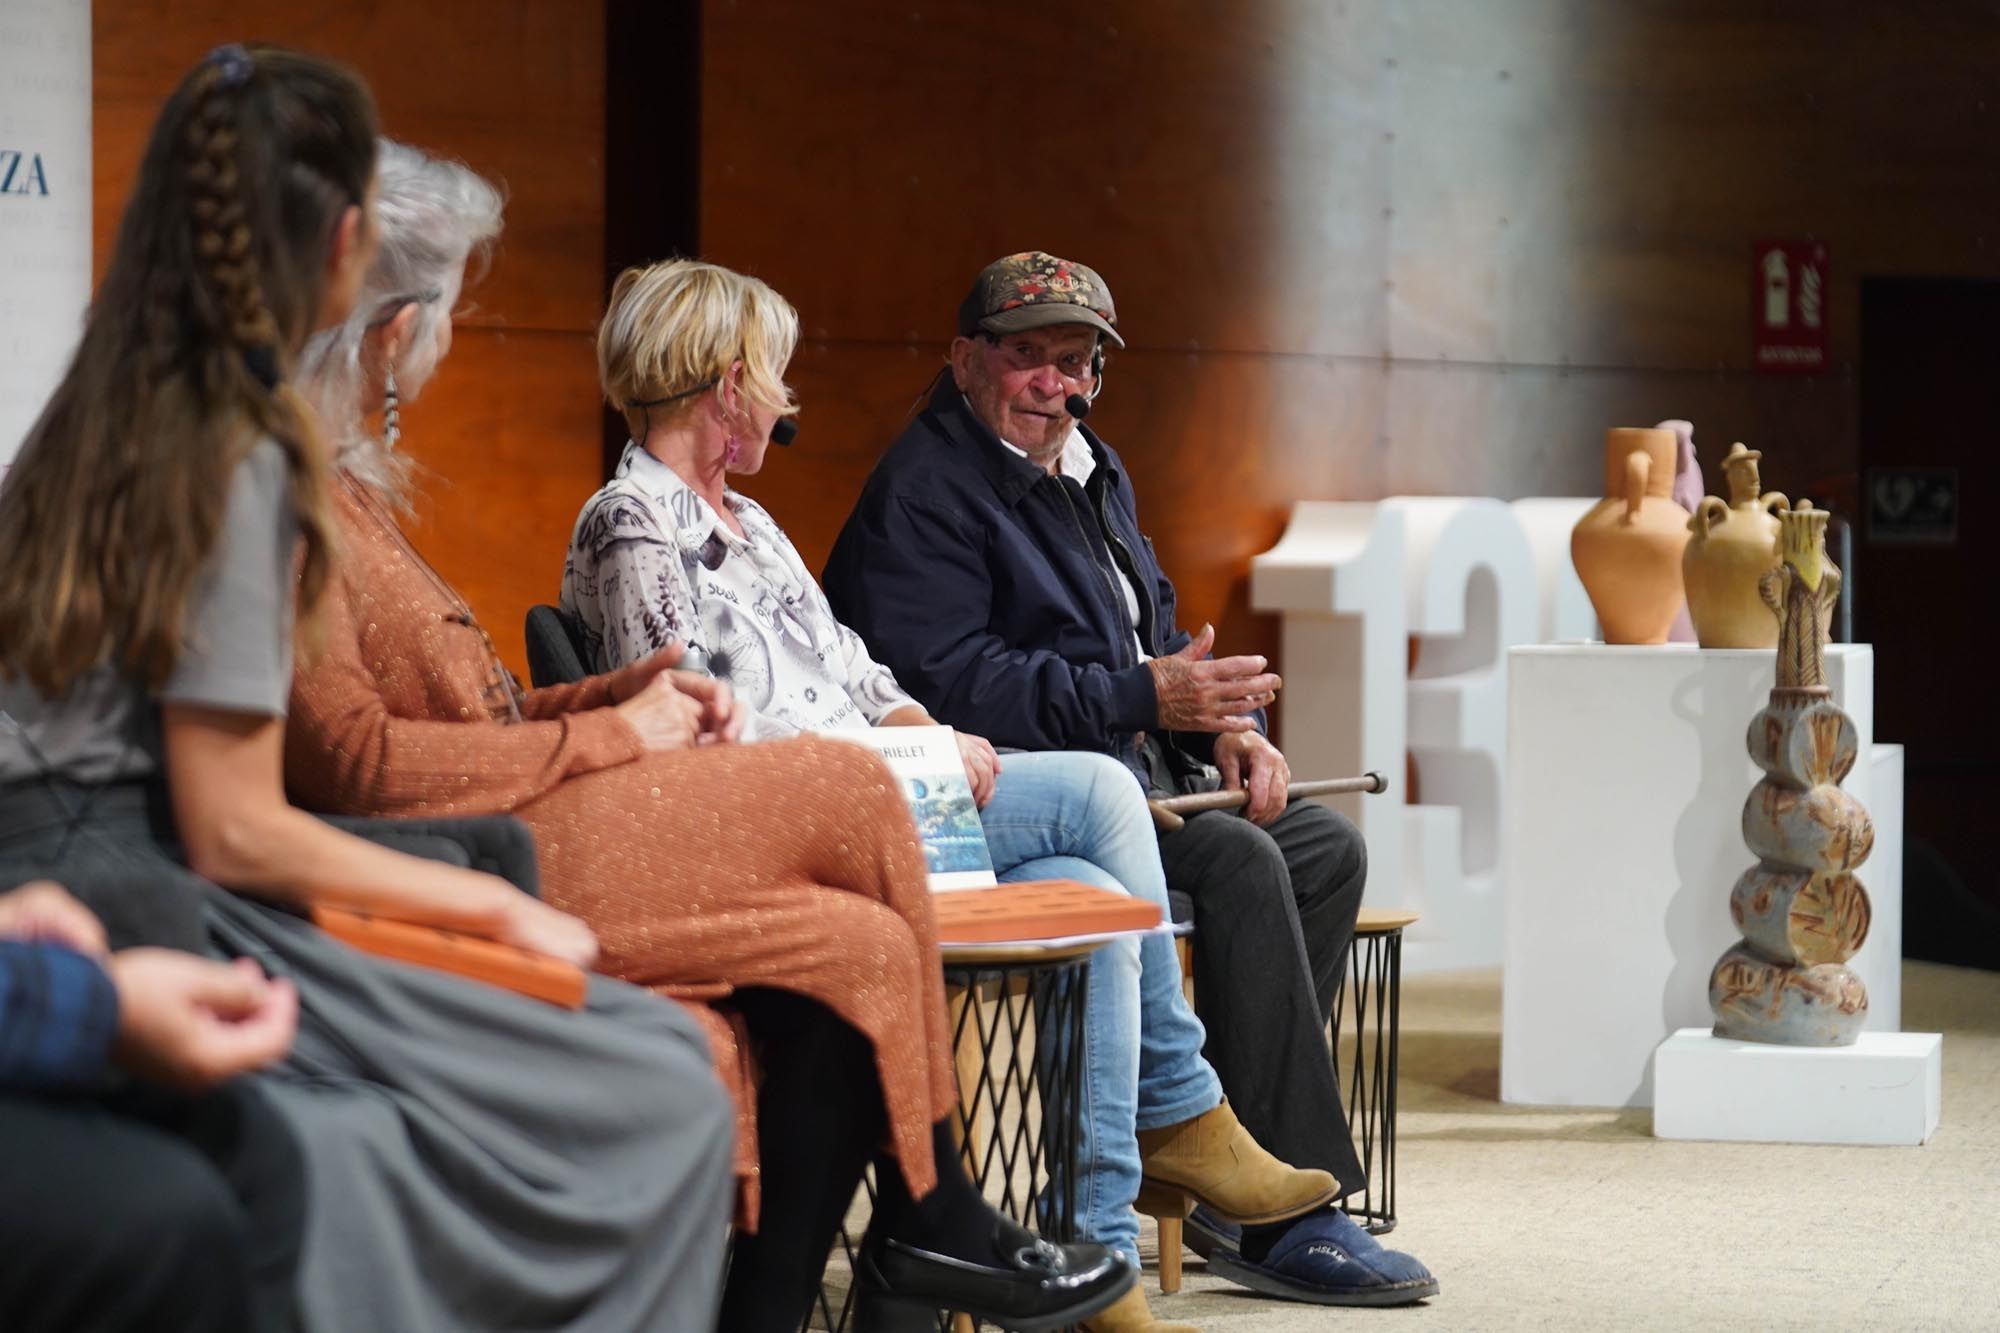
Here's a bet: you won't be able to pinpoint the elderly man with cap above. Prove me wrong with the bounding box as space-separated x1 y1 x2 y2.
823 254 1437 1310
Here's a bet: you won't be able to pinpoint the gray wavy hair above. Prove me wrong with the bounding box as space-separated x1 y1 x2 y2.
300 139 503 501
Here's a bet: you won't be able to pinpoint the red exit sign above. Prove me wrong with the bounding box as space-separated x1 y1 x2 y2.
1752 239 1829 374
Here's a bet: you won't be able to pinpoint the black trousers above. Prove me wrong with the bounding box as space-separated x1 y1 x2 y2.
1158 797 1368 1196
719 989 883 1333
0 1078 306 1333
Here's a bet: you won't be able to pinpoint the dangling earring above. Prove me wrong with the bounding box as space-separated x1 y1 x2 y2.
723 432 740 467
382 368 401 452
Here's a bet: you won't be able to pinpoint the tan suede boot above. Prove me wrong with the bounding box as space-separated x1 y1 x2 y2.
1135 1098 1339 1226
1078 1284 1200 1333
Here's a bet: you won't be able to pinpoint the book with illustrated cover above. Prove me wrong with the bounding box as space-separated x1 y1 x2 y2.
819 725 997 890
819 725 1164 944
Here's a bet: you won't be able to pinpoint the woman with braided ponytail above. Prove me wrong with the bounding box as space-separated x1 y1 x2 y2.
0 47 733 1332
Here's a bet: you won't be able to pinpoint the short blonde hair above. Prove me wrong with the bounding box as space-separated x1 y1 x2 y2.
598 259 800 437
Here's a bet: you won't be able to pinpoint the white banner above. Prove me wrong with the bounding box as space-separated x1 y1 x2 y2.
0 0 91 469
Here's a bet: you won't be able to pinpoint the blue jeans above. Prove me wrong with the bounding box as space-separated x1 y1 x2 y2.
979 750 1222 1261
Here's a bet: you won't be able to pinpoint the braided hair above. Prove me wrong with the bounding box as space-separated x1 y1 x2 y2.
0 46 378 694
185 51 286 387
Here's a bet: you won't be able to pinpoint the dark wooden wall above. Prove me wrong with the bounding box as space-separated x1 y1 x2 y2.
93 0 607 670
692 0 2000 688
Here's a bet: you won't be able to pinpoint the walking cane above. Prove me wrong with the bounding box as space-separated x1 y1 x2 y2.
1145 772 1389 833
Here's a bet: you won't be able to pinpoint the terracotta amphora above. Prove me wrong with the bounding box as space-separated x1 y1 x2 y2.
1683 442 1790 648
1570 427 1691 643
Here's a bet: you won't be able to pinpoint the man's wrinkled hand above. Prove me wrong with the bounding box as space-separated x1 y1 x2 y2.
1147 624 1280 733
1214 730 1290 826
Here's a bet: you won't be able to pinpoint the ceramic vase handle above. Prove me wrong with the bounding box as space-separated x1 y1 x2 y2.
1690 495 1728 537
1625 450 1650 519
1761 490 1791 514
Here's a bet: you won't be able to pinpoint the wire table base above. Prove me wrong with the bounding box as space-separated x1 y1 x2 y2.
1329 915 1410 1234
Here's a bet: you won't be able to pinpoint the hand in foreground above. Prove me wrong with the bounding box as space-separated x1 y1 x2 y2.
614 671 709 751
1147 625 1281 732
664 670 744 744
108 951 298 1089
954 731 1000 808
1214 730 1290 826
605 643 688 703
495 894 600 970
0 881 108 957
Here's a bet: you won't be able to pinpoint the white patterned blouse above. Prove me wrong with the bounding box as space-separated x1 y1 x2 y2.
560 441 919 739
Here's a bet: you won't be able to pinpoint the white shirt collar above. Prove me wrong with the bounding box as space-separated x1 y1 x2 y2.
983 411 1096 485
615 439 743 553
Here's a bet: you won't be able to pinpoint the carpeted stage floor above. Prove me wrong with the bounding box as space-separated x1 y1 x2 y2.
814 959 1994 1330
1143 960 1998 1330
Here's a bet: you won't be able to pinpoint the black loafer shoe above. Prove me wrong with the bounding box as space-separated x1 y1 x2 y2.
851 1225 1134 1332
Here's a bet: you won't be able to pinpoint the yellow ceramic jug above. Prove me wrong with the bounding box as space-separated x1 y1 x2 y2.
1683 443 1789 648
1570 427 1690 644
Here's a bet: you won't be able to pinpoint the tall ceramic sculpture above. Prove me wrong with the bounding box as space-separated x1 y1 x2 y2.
1683 442 1789 649
1708 501 1872 1045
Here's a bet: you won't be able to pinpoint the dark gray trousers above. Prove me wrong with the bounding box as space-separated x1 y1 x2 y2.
1157 798 1368 1196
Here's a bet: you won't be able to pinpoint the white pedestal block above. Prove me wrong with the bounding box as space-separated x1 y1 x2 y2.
1653 1029 1941 1145
1866 743 1905 1031
1500 643 1904 1108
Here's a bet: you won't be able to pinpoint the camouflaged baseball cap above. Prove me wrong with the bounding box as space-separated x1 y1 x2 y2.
957 251 1125 348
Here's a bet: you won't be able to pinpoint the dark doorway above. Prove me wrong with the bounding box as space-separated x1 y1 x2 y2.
1858 277 2000 971
602 0 702 478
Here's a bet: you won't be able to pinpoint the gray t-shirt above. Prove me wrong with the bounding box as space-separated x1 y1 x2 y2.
0 440 298 785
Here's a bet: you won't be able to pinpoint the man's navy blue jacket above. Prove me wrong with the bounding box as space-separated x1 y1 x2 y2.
823 378 1265 790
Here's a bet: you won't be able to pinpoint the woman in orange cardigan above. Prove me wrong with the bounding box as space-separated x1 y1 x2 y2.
285 140 1130 1333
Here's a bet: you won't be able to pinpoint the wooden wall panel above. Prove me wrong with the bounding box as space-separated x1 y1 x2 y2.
698 0 1387 358
92 0 607 670
396 329 604 642
695 0 2000 699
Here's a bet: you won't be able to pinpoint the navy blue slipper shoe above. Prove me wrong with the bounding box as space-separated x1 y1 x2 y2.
1182 1205 1241 1260
1204 1207 1438 1307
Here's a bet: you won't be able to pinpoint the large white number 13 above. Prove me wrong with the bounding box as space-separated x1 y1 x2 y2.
1252 497 1596 972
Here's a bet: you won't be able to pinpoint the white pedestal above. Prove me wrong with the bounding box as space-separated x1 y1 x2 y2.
1866 742 1905 1022
1500 643 1905 1108
1653 1029 1941 1145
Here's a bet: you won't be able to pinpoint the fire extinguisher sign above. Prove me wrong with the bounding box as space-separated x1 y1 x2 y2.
1751 239 1829 373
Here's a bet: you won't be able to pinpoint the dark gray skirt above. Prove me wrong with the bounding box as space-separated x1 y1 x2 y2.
0 781 734 1331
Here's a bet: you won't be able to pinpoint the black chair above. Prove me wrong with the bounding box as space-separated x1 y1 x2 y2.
524 604 590 688
323 813 544 899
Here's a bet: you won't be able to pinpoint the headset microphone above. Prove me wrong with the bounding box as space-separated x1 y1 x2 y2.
1063 393 1092 420
771 417 799 446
